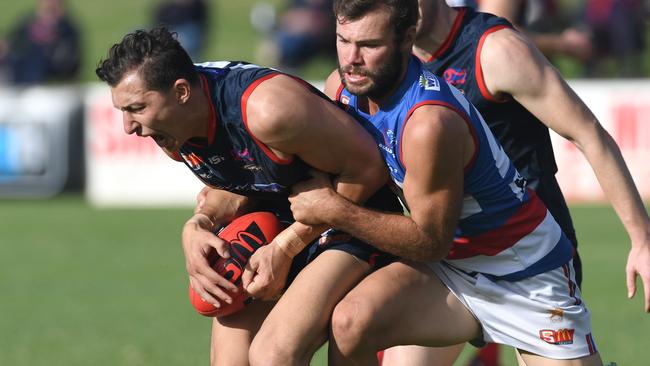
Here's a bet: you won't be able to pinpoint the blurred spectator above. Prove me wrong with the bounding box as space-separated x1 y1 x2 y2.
0 40 9 83
583 0 647 77
153 0 209 60
253 0 335 74
1 0 81 85
479 0 593 63
446 0 477 6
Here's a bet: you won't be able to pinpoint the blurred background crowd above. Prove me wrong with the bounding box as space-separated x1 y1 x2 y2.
0 0 648 87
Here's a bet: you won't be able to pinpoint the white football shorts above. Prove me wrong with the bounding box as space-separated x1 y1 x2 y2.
430 260 598 359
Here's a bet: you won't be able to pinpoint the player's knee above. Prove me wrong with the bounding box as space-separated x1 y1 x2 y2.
249 330 300 366
331 296 379 354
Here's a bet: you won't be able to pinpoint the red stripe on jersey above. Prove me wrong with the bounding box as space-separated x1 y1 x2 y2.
336 82 345 102
447 192 547 259
475 25 511 103
399 100 479 173
241 73 293 165
428 8 468 62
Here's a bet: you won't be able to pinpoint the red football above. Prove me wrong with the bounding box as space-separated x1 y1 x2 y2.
189 211 284 317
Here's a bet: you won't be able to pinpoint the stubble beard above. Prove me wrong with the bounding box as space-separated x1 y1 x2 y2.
338 46 406 101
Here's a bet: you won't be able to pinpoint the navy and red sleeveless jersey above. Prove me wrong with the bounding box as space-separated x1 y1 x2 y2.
177 61 399 218
423 8 579 277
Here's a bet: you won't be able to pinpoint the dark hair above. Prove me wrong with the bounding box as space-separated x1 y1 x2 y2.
333 0 419 43
96 27 199 91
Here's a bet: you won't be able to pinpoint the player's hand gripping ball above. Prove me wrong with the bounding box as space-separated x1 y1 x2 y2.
188 211 284 317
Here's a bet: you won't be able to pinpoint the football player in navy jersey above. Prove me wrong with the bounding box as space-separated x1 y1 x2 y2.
374 1 649 365
96 27 403 365
286 0 636 365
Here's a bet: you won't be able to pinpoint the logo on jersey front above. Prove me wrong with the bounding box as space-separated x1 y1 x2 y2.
539 328 575 345
419 69 441 91
232 148 255 163
243 163 263 172
209 155 225 165
181 152 205 170
252 183 285 193
549 308 565 322
443 68 468 87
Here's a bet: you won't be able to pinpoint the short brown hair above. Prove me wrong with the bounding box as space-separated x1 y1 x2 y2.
333 0 419 43
96 27 199 91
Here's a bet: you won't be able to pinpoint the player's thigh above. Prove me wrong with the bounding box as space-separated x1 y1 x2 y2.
256 249 372 351
517 349 603 366
335 260 480 348
211 299 276 366
381 344 465 366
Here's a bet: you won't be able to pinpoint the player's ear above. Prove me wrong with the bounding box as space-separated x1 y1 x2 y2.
402 25 417 52
174 78 191 104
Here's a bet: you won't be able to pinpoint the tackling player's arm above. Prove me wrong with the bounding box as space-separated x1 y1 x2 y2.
241 74 389 298
481 28 650 312
183 188 258 306
290 106 472 261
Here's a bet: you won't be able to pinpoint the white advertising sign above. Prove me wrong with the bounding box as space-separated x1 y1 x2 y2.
84 80 650 207
552 80 650 202
84 85 203 207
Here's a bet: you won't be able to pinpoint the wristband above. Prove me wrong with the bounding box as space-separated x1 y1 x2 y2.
274 227 307 258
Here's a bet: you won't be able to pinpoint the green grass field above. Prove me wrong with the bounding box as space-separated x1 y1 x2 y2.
0 196 648 365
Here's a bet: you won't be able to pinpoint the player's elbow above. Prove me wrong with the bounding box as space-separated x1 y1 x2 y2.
413 235 452 262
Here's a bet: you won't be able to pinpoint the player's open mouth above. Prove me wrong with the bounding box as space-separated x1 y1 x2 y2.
346 72 368 84
152 134 168 148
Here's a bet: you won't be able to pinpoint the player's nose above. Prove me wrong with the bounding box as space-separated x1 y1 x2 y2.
346 44 363 65
122 112 139 135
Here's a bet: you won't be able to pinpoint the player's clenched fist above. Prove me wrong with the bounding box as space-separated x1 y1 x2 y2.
289 171 339 226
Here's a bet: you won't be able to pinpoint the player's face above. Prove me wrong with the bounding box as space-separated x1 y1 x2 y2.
110 71 188 151
336 8 409 100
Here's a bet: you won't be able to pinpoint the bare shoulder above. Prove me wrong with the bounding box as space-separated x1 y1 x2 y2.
243 74 318 143
480 27 552 95
481 27 535 71
405 105 469 144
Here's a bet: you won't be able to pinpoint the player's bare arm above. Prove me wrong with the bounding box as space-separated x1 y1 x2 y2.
481 28 650 312
183 188 257 306
241 74 390 298
290 105 472 261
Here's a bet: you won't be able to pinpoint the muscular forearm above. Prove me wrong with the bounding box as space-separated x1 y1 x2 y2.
321 195 449 261
273 221 329 258
197 189 257 227
581 129 650 244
